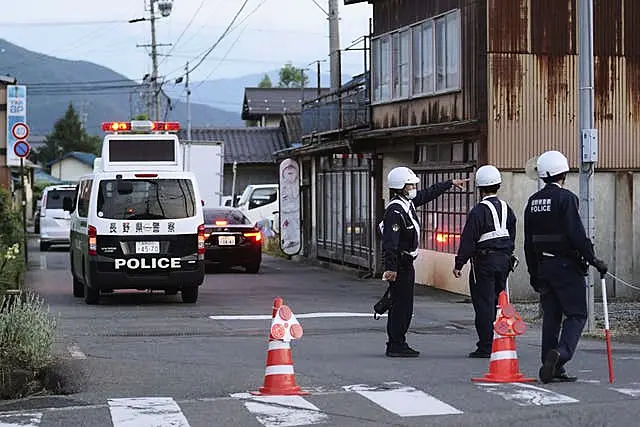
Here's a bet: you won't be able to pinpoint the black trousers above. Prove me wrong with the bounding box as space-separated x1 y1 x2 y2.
538 256 587 369
469 253 510 354
386 260 415 349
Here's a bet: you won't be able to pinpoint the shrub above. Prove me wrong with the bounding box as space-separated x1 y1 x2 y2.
0 188 25 290
0 291 57 371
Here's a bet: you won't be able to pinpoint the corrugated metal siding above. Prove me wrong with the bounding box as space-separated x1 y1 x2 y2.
488 54 577 169
370 0 485 130
488 0 640 170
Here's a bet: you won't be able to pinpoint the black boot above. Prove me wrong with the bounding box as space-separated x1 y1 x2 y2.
386 343 420 358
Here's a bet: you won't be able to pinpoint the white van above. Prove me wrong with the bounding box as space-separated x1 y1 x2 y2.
65 120 205 305
39 184 77 251
236 184 279 232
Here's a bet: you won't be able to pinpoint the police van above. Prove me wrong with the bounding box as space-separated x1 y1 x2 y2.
63 120 206 305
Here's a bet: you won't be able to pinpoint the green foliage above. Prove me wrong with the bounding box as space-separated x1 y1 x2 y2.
258 74 273 88
132 113 150 120
0 189 25 290
35 103 102 168
278 63 309 88
0 291 57 371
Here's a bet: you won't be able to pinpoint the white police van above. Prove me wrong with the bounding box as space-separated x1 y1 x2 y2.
64 120 206 304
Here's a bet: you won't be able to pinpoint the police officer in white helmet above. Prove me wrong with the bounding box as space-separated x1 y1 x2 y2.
453 165 517 358
380 166 468 357
524 150 607 383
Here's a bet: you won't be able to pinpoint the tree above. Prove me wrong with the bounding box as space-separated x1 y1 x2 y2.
35 103 102 169
258 74 272 88
278 62 309 88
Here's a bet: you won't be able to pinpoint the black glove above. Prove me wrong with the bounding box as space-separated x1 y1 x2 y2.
591 258 608 277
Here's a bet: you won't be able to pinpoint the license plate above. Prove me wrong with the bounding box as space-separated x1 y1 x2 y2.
218 235 236 246
136 241 160 254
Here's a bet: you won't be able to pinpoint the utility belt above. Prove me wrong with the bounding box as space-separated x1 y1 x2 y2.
539 250 588 275
400 250 418 261
475 248 508 257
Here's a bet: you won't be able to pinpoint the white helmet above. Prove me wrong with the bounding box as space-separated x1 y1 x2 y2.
475 165 502 187
387 167 420 190
537 150 569 178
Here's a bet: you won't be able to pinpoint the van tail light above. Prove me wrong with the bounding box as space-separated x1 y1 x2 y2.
197 224 205 255
88 225 97 256
243 232 262 243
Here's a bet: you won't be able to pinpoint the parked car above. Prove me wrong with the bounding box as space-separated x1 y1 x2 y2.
33 200 42 234
235 184 279 233
39 184 76 251
202 207 262 273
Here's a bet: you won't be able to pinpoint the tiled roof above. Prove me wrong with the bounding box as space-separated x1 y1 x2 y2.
280 114 302 145
242 87 331 120
179 127 288 164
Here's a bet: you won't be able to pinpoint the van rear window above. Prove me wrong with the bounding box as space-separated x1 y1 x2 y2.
46 190 75 209
97 179 196 220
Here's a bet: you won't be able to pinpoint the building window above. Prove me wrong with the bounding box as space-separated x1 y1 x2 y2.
414 141 477 254
371 9 460 104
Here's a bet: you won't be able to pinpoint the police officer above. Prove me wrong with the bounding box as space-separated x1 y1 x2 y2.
524 150 608 383
380 166 467 357
452 165 516 358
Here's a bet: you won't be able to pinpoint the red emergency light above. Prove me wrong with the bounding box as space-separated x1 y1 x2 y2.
102 122 131 132
151 121 181 131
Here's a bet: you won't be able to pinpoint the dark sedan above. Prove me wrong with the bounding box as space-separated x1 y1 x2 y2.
202 207 262 273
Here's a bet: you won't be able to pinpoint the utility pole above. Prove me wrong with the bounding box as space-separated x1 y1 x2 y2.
150 2 160 121
186 62 191 142
578 0 598 332
328 0 341 93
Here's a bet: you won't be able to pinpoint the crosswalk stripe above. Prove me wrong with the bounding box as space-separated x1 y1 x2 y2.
343 382 463 417
231 393 328 427
610 383 640 397
0 413 42 427
477 383 579 405
108 397 190 427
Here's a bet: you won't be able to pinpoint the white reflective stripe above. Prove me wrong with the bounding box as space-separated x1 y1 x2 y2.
265 365 295 375
386 199 421 247
478 200 510 242
490 350 518 361
268 340 290 350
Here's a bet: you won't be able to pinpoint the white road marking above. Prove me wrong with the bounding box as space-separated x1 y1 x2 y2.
617 356 640 360
477 383 579 406
209 312 386 320
611 383 640 397
231 393 328 427
343 382 463 417
108 397 190 427
67 345 87 360
0 413 42 427
39 255 47 271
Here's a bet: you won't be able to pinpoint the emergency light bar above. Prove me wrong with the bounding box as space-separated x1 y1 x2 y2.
101 120 181 133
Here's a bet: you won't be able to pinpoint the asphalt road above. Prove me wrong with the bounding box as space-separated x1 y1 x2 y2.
2 237 640 426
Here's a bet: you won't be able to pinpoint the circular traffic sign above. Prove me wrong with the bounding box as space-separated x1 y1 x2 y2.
13 140 31 158
11 122 29 140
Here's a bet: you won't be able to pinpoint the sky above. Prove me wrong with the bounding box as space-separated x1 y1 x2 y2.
0 0 372 84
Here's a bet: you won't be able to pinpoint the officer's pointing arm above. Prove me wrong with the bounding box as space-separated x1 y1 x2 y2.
413 180 453 207
382 209 403 273
563 193 596 264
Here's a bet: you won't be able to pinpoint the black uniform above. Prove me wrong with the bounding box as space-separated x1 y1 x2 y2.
454 196 516 355
381 180 453 354
524 183 605 375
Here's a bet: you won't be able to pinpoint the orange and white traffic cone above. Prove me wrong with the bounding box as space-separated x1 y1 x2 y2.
472 291 535 383
252 297 307 395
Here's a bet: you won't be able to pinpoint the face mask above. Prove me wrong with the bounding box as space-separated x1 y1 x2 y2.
406 189 417 199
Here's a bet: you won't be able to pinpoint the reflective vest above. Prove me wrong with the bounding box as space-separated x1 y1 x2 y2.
378 197 420 257
478 199 510 242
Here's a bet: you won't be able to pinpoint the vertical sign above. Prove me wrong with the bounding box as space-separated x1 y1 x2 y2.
279 158 301 256
6 85 27 166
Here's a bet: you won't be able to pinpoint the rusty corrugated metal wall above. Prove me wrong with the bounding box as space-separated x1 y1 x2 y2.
487 0 640 170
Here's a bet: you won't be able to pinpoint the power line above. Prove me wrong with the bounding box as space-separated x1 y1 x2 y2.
158 0 208 67
0 20 128 26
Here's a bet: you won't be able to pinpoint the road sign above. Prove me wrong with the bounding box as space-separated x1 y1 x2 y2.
11 122 29 140
13 140 30 158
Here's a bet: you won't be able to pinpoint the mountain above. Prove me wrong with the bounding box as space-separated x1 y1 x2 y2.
164 70 357 113
0 39 243 136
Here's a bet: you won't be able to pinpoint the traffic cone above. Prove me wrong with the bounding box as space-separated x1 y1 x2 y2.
252 297 308 395
472 291 535 383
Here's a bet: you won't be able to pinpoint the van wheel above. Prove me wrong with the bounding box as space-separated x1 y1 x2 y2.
181 287 198 303
73 275 84 298
40 241 49 252
84 283 99 305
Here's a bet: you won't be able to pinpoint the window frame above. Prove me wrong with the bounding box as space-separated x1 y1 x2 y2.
370 9 461 105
